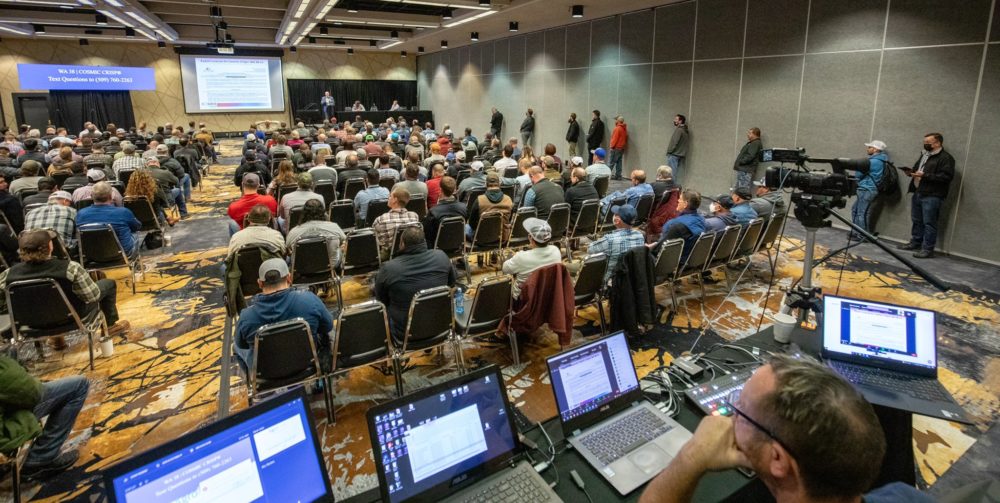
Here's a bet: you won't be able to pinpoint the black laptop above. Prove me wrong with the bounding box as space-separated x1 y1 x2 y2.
821 294 972 424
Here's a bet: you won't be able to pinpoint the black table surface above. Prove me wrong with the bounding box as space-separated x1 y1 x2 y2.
293 109 434 127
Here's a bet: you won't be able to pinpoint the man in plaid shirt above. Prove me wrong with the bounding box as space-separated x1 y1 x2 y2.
25 191 77 252
588 204 646 281
112 144 145 179
372 187 419 258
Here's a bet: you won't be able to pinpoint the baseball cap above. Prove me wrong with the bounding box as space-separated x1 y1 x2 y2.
570 156 584 166
86 169 106 181
611 204 637 225
732 187 753 200
242 173 261 187
485 172 501 186
470 160 484 171
48 190 73 203
864 140 887 151
522 217 552 243
752 177 766 188
456 151 466 161
18 229 52 253
258 258 289 283
710 194 734 209
592 148 606 159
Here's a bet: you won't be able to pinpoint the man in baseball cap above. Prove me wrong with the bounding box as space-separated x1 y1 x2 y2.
588 204 646 281
852 140 890 239
729 186 759 225
502 217 562 298
586 147 612 182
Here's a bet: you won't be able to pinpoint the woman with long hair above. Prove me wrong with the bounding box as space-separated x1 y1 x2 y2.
520 144 537 166
314 148 332 168
268 160 297 196
125 167 177 226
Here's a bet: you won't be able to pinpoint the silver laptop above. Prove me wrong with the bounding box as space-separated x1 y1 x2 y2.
546 331 692 495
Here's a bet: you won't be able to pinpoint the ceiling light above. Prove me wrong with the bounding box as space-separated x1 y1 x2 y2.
157 40 166 48
347 8 357 13
308 36 316 43
218 20 228 30
334 39 344 45
105 0 123 6
95 13 108 25
124 27 135 37
479 0 490 5
442 9 452 19
571 4 583 18
382 40 401 48
33 24 45 34
470 31 478 41
0 23 32 36
347 48 354 55
401 51 407 57
390 30 398 40
441 9 495 28
293 0 312 18
320 26 328 35
80 38 88 45
78 0 94 4
84 29 102 35
290 46 297 52
126 11 157 29
509 21 518 32
418 46 424 53
441 40 447 48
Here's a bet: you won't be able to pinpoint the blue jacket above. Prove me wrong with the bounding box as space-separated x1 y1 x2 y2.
859 152 887 192
662 210 706 260
236 288 334 350
730 202 758 226
76 204 142 253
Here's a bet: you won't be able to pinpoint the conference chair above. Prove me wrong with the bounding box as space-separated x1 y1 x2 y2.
117 169 135 191
406 194 427 219
466 211 504 273
394 286 461 393
593 175 610 199
727 218 766 287
50 172 71 188
342 178 366 201
378 177 396 191
124 196 163 233
22 203 44 218
546 202 572 256
288 206 305 232
574 253 609 335
632 193 655 227
757 212 788 264
17 190 38 204
290 236 343 311
673 232 716 308
597 195 626 235
328 199 356 230
652 238 685 317
455 170 471 186
330 301 397 417
389 222 423 260
702 225 742 295
77 223 142 294
275 184 297 205
455 275 517 364
364 199 390 228
6 278 107 370
248 318 333 422
1 437 34 503
314 181 337 207
433 216 469 281
340 229 382 280
504 207 537 259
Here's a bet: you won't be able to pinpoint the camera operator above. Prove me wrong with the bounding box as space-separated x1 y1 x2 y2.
897 133 954 259
851 140 888 239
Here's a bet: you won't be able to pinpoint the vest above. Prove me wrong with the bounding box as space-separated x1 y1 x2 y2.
5 259 88 314
477 192 513 221
531 179 564 219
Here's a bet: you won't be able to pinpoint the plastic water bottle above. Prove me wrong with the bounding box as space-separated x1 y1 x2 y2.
455 287 465 316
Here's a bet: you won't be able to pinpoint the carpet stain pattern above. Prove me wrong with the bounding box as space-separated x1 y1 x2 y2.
6 141 998 501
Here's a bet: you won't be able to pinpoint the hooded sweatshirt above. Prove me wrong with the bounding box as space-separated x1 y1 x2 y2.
610 121 628 150
236 288 333 350
667 124 689 157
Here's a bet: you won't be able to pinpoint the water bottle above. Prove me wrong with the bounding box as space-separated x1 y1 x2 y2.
454 287 465 316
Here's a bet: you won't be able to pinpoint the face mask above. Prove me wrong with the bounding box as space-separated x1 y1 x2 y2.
923 144 934 152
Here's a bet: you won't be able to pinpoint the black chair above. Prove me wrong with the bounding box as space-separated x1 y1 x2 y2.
330 301 397 414
653 238 685 316
502 167 519 178
343 177 366 201
6 278 106 370
406 194 427 219
728 218 766 288
758 212 788 264
466 211 504 273
248 318 333 421
117 168 135 190
463 187 486 214
500 183 516 201
1 439 34 503
504 206 537 259
288 206 305 232
574 253 609 335
434 216 469 281
364 198 390 228
455 170 471 186
61 182 85 194
632 193 655 227
593 175 610 198
546 202 572 255
17 189 38 203
275 184 297 205
567 199 600 257
455 276 518 364
124 196 162 233
233 245 271 300
328 199 356 230
378 177 396 191
290 236 343 311
389 222 423 260
394 286 460 393
314 181 337 207
78 223 142 294
673 232 716 308
22 203 45 217
340 229 381 280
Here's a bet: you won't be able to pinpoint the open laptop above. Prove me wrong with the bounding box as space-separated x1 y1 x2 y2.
366 365 561 503
103 388 333 502
545 331 692 495
822 294 972 424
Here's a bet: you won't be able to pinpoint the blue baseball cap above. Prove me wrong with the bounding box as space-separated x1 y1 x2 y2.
611 204 637 225
592 147 606 159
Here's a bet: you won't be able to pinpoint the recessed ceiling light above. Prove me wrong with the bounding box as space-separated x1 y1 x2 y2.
290 46 297 52
95 13 107 25
347 47 354 55
124 27 135 37
441 40 447 48
80 38 89 45
508 21 518 32
320 26 328 35
390 30 399 40
157 40 166 48
33 24 45 34
401 51 407 57
443 9 452 19
470 32 478 41
571 5 584 18
418 46 424 53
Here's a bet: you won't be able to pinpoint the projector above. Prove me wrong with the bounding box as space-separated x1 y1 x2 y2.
217 46 234 54
206 41 235 54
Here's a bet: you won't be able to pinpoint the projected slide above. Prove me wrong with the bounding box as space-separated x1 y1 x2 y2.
180 55 284 114
17 64 155 91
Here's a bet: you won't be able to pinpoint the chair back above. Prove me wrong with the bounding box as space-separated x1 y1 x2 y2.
251 318 319 382
463 276 513 336
22 203 45 216
328 199 356 230
593 175 610 198
434 216 466 257
124 196 161 232
234 245 272 298
6 278 84 335
117 169 135 190
291 236 335 286
598 195 625 233
378 177 396 191
471 211 504 250
708 225 742 267
288 206 305 232
365 199 390 227
275 184 297 205
574 253 608 304
569 199 600 238
51 172 71 188
757 212 786 252
500 183 516 201
314 181 337 207
506 206 536 248
653 238 684 284
678 233 716 277
17 189 38 203
502 167 519 178
455 170 471 186
86 160 107 171
463 187 486 213
342 229 381 276
633 194 655 226
406 194 427 219
734 218 766 259
389 222 422 259
334 301 390 368
74 198 95 211
343 178 366 200
400 286 454 350
62 182 85 194
78 223 128 269
546 202 571 240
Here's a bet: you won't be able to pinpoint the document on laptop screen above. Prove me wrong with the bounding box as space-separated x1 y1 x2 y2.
823 295 937 369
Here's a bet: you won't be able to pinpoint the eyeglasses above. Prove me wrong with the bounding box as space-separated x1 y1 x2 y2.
723 390 796 457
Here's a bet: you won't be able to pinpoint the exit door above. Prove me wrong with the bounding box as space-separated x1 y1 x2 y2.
13 93 51 130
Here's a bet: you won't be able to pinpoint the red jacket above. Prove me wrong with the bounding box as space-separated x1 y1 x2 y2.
610 122 628 150
509 263 575 346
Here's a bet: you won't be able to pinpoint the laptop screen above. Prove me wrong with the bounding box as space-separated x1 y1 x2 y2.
547 331 640 424
823 294 937 370
105 390 331 503
367 366 518 502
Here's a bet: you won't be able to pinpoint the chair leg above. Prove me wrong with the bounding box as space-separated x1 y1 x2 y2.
463 251 472 284
507 327 520 367
392 356 404 397
669 282 679 313
326 376 337 426
596 299 607 335
451 334 466 374
12 458 21 503
323 379 335 423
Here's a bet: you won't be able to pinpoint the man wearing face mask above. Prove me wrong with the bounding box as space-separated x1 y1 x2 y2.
897 133 954 259
666 114 689 183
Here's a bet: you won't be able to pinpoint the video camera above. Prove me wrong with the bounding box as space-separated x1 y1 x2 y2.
760 148 866 199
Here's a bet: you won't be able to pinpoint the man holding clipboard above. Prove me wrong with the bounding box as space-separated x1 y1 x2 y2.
896 132 954 259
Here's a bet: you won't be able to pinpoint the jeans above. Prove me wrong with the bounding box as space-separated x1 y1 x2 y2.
910 193 942 251
228 219 240 237
667 155 684 184
735 170 753 192
608 148 624 178
180 174 192 201
852 188 877 234
26 376 89 466
521 132 532 148
322 104 333 121
169 187 188 216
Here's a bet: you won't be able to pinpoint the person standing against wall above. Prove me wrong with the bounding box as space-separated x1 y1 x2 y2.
608 115 628 181
321 91 335 121
666 114 689 184
520 108 535 149
490 107 504 137
586 110 605 159
566 113 581 157
898 132 954 259
851 140 887 239
733 127 762 192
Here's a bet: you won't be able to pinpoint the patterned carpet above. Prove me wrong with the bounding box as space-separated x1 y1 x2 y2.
3 141 998 502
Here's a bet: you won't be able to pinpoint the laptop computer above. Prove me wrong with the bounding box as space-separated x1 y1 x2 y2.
545 331 692 495
366 365 561 503
822 294 972 424
103 388 333 502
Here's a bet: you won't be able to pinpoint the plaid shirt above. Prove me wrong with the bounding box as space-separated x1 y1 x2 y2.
83 152 113 168
0 260 100 315
373 208 419 252
112 154 145 178
25 203 78 248
588 227 646 280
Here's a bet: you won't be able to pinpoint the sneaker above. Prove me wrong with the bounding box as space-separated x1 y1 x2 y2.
912 250 934 259
897 242 920 250
108 320 131 337
22 450 79 480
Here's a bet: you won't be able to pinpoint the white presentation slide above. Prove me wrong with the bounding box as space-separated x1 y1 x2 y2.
407 405 488 484
847 308 908 352
195 58 271 110
182 459 264 503
124 439 263 503
561 353 613 410
253 415 306 461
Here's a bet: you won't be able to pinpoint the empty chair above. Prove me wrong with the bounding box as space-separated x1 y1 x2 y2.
328 199 356 230
593 175 610 198
6 278 106 370
248 318 333 421
652 238 685 315
314 181 337 207
77 223 142 294
123 196 162 233
757 212 787 263
574 253 609 334
433 216 469 282
455 276 518 364
546 202 571 254
466 211 504 273
406 194 427 219
364 199 390 228
290 236 342 311
567 199 600 257
672 232 716 308
330 301 397 414
504 206 537 258
393 286 460 394
343 177 366 201
340 229 381 280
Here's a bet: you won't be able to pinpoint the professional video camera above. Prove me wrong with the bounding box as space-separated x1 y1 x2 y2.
761 148 863 200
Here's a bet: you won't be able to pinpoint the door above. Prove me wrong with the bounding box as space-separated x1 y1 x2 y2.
13 93 51 130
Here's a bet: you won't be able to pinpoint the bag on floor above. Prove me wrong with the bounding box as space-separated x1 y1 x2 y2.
144 231 164 250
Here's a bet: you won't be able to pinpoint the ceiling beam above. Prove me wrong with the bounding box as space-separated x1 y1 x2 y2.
140 0 288 12
156 13 282 30
325 8 440 28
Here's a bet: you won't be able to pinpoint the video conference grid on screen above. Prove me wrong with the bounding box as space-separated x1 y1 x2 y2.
823 296 937 369
548 334 640 423
109 396 327 503
179 55 285 114
371 372 517 502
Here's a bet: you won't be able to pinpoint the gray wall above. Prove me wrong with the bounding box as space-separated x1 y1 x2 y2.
418 0 1000 263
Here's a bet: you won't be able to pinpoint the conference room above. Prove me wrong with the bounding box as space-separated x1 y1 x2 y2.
0 0 998 501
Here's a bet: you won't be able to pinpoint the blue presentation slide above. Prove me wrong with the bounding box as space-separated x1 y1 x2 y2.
17 63 155 91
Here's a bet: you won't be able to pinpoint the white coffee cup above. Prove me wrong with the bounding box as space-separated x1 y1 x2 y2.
770 313 797 344
100 338 114 358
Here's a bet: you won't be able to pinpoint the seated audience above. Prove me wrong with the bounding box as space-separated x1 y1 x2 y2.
467 173 513 237
285 199 346 267
307 156 337 187
374 226 457 339
423 176 466 244
267 159 297 196
0 217 17 264
749 178 786 219
651 165 678 199
425 162 445 207
83 145 113 171
77 182 142 259
9 160 44 197
502 218 563 298
564 167 600 222
234 150 271 187
111 144 144 178
395 163 428 199
269 135 294 159
586 148 611 182
601 169 654 215
588 205 645 281
650 190 706 262
228 204 285 259
146 158 188 220
16 138 46 169
372 188 420 256
457 161 487 201
227 174 277 235
704 194 738 232
337 154 367 193
61 162 90 191
355 169 391 222
125 166 176 226
492 144 518 174
279 173 324 232
25 190 77 251
0 173 24 233
22 177 57 207
72 169 123 206
523 166 565 220
730 187 758 225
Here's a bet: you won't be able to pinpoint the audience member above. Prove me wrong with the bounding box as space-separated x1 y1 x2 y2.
564 167 600 222
600 170 653 215
650 190 706 263
425 162 446 207
9 160 43 197
522 166 565 220
338 154 367 193
467 173 513 237
268 159 297 196
750 178 786 220
395 163 428 199
285 199 346 267
651 165 677 200
73 170 123 206
423 176 466 244
77 182 142 258
228 204 285 259
730 188 758 225
61 162 89 190
704 195 737 233
146 157 188 219
0 173 24 233
112 144 144 178
355 169 391 222
589 205 645 281
25 190 77 251
372 188 420 256
234 150 271 187
585 148 611 182
227 174 277 235
22 177 57 207
279 172 324 232
503 218 562 298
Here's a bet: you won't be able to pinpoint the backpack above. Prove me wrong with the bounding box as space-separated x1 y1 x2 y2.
877 160 900 196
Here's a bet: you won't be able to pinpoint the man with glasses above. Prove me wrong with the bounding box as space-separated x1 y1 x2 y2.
640 354 933 503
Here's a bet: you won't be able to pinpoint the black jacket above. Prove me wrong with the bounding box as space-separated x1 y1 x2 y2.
529 179 565 220
908 149 955 199
586 118 605 150
520 115 535 134
490 111 504 132
566 120 581 143
609 246 656 337
0 191 24 233
564 180 599 220
374 242 457 339
733 138 762 174
234 161 271 187
423 197 468 244
15 151 46 169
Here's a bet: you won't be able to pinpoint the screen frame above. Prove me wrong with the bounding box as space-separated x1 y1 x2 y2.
545 331 643 434
101 388 333 503
365 364 520 503
821 294 938 377
177 54 286 115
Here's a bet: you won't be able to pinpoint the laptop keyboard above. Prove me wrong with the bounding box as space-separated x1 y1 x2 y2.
457 462 550 503
832 362 951 401
578 407 672 466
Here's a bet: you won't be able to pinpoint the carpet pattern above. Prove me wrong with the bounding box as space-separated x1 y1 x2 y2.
3 141 997 502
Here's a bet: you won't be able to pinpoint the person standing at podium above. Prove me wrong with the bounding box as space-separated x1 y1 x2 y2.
321 91 335 121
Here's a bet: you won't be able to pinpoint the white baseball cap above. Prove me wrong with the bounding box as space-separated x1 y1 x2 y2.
864 140 887 151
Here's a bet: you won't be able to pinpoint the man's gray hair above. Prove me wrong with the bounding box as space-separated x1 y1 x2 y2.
656 165 673 180
123 144 136 154
92 181 113 203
